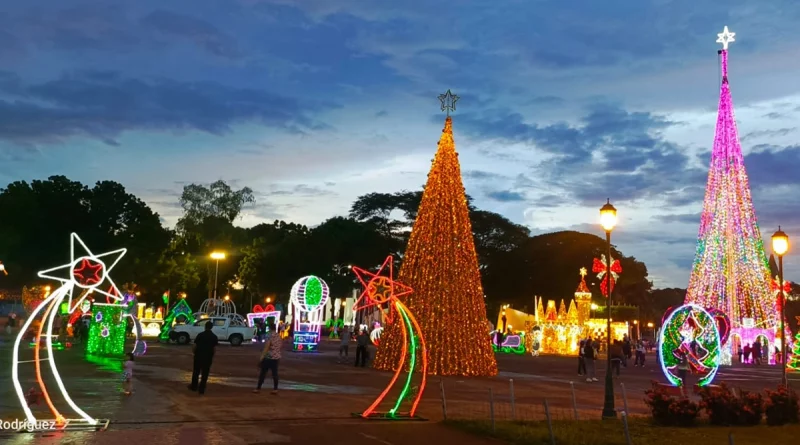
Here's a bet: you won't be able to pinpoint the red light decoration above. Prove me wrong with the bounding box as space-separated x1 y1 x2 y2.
592 255 622 297
252 304 276 313
72 259 103 287
351 255 426 419
771 276 791 310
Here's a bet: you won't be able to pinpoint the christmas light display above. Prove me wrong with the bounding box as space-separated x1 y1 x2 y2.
370 326 383 346
789 317 800 370
86 304 126 355
247 304 281 343
12 233 125 430
374 96 497 376
159 299 195 340
290 275 329 352
592 255 621 297
658 304 721 387
490 331 526 354
352 255 427 419
684 27 777 359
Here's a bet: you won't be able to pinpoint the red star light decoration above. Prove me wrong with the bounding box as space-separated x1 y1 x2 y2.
72 258 103 286
351 256 412 323
38 233 126 313
592 254 622 297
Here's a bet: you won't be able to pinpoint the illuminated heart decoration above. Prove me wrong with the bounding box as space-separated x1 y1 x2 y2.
252 305 265 313
706 308 730 345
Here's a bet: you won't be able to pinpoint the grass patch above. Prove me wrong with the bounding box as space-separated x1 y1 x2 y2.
446 418 800 445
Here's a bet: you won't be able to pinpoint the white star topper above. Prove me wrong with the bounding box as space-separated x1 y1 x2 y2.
38 233 127 313
716 26 735 50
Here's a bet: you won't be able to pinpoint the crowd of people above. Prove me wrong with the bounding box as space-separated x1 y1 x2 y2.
577 334 647 382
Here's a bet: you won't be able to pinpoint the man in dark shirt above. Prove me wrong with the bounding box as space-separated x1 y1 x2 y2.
355 328 369 367
189 321 218 395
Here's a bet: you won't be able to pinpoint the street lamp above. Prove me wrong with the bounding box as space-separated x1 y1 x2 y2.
224 295 230 301
772 226 789 386
599 198 617 419
266 296 272 304
0 261 7 276
210 251 226 300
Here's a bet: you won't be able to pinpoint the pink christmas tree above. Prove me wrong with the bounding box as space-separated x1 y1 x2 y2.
684 27 776 331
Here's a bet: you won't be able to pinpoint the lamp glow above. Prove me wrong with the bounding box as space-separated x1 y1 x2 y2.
210 251 226 260
772 227 789 256
599 199 617 232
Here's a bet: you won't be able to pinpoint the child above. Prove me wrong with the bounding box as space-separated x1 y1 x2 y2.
123 353 134 395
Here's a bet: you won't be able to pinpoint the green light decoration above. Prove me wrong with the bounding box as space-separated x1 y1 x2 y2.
491 332 527 355
59 302 69 315
305 277 323 307
86 305 127 356
389 304 417 416
789 330 800 371
159 299 195 340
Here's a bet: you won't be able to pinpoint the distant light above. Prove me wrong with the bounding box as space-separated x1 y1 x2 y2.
210 251 226 260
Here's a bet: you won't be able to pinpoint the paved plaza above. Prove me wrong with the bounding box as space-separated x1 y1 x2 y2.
0 335 795 444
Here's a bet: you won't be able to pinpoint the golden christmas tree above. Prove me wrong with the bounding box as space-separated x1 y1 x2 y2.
373 90 497 376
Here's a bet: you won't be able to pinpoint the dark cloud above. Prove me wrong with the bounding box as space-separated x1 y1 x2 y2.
458 103 707 207
657 213 701 224
375 110 388 117
463 170 508 181
263 184 336 198
763 112 784 120
742 128 796 142
486 190 525 202
745 145 800 187
0 70 336 146
140 10 240 59
17 4 141 52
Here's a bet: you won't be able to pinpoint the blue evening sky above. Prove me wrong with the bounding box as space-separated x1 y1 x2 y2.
1 0 799 287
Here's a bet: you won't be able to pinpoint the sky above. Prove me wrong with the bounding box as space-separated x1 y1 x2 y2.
1 0 800 288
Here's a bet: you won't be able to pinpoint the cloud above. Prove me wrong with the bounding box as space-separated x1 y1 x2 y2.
657 213 701 224
375 110 388 117
458 103 707 207
263 184 336 197
741 127 796 142
463 170 509 181
486 190 525 202
140 10 240 59
0 70 336 146
744 145 800 187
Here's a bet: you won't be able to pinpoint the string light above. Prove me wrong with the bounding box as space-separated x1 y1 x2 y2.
374 114 497 377
658 304 721 387
290 276 329 352
592 255 621 297
351 256 427 418
684 29 777 366
12 233 126 428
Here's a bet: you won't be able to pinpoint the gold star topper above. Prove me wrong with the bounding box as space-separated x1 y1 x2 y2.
579 267 587 278
438 89 459 116
716 26 735 50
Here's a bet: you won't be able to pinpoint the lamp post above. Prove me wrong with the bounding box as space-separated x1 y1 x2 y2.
210 251 226 300
771 227 789 386
599 198 618 419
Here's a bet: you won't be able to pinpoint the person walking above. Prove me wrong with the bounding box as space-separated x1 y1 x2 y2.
584 336 597 382
677 350 690 396
355 328 369 367
122 352 135 396
254 321 282 394
737 345 743 363
339 326 351 363
188 321 218 395
634 341 646 366
610 340 624 376
577 339 587 376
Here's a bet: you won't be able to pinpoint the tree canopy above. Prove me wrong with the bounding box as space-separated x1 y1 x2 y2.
0 177 663 323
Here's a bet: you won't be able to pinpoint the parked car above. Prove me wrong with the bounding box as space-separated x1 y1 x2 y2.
169 317 253 346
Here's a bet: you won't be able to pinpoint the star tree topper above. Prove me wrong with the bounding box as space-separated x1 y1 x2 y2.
351 255 413 323
38 233 127 313
716 26 735 50
438 89 459 116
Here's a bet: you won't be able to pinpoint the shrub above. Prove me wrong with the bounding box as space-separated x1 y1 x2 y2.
698 384 740 425
668 398 700 427
738 390 764 426
644 381 699 427
765 385 799 426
